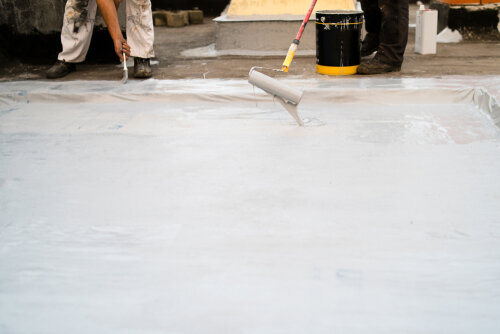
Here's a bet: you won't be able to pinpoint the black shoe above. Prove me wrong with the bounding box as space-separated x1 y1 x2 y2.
360 33 379 58
357 57 401 75
134 57 152 78
46 60 76 79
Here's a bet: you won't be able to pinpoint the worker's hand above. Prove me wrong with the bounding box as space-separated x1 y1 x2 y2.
114 38 130 62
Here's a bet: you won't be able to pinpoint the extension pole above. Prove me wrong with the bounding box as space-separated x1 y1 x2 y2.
281 0 319 72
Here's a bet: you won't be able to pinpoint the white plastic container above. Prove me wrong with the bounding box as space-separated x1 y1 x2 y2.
415 6 438 55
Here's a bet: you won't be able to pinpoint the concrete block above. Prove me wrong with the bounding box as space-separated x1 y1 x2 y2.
167 12 186 27
188 10 204 24
439 0 479 3
153 11 168 27
178 11 190 26
214 16 315 52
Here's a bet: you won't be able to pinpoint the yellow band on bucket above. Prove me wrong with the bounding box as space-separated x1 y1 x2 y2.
316 64 359 76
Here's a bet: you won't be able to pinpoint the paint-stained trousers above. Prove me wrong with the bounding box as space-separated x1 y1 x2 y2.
58 0 154 63
359 0 409 65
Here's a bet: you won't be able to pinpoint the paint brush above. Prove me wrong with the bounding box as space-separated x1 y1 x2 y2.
121 52 128 84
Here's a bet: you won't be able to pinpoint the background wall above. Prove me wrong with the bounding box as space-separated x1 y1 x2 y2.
0 0 67 35
1 0 124 62
226 0 354 16
0 0 230 62
151 0 230 16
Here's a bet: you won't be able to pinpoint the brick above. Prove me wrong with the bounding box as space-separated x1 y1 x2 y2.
188 10 204 25
438 0 480 4
178 11 190 26
152 11 168 27
166 12 186 28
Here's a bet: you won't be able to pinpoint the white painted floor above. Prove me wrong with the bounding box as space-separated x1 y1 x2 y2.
1 78 500 333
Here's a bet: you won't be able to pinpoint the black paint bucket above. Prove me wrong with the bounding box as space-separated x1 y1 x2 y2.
316 10 364 75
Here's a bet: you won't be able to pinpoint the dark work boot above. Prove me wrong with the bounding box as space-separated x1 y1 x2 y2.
46 60 76 79
361 33 379 57
134 57 152 78
357 55 401 75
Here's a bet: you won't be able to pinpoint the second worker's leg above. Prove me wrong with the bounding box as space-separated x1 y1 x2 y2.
377 0 408 66
358 0 409 74
126 0 155 78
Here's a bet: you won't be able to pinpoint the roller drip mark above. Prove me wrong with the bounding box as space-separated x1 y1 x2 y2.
248 67 304 126
252 84 258 108
252 89 308 126
202 62 209 79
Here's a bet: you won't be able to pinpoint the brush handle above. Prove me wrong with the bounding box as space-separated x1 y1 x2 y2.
123 52 127 70
281 0 319 72
295 0 319 42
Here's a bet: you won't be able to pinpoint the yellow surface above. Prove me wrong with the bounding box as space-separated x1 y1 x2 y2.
316 64 359 75
227 0 355 16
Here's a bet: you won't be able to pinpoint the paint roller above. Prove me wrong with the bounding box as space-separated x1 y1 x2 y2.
248 67 304 126
248 0 318 125
249 68 303 104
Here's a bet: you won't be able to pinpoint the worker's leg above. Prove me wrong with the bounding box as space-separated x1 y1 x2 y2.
359 0 381 57
126 0 154 78
58 0 98 63
397 0 409 62
126 0 155 59
376 0 409 66
47 0 98 78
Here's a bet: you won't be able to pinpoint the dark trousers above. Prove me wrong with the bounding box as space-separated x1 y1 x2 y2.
360 0 409 65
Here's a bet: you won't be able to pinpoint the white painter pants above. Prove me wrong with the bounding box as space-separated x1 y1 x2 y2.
58 0 155 63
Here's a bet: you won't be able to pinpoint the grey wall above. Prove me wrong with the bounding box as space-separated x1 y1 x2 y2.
0 0 67 34
0 0 127 34
0 0 126 62
0 0 229 35
0 0 225 62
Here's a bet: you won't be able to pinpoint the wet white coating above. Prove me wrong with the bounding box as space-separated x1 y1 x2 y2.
1 78 500 333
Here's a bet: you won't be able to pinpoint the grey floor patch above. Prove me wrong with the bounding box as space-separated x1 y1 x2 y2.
1 78 500 334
